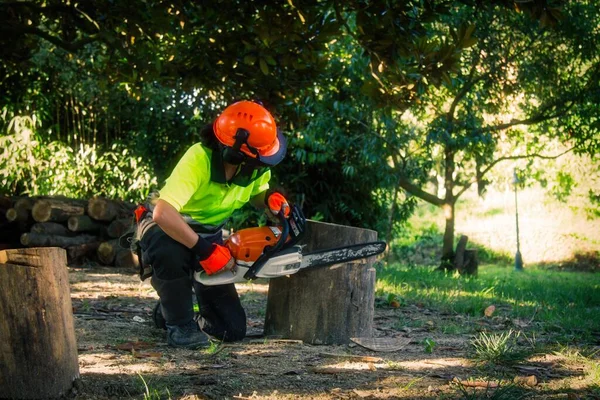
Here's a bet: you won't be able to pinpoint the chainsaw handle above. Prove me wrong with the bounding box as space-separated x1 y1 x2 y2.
243 208 289 280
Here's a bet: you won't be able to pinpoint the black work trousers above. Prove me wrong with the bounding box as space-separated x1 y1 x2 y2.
140 224 247 342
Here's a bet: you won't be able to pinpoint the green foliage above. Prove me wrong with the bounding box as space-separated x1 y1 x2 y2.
1 0 599 244
0 115 156 202
471 330 520 365
423 338 437 354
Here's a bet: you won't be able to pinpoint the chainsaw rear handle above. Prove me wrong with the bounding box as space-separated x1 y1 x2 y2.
243 206 289 280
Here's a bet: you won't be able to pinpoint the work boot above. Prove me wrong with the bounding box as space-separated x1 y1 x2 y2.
153 301 167 330
166 320 210 349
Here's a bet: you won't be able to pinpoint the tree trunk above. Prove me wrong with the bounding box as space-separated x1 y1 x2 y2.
441 145 456 266
264 220 377 344
0 247 79 398
32 199 86 223
439 201 456 269
21 232 98 248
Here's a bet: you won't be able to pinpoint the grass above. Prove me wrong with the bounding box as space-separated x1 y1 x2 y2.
137 374 172 400
393 185 600 267
471 330 523 365
377 264 600 340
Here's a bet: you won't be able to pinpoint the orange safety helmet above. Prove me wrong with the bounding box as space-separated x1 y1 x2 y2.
213 101 287 166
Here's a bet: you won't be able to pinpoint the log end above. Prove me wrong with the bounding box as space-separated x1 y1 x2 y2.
32 200 52 222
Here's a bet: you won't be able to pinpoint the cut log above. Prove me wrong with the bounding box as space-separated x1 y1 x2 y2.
66 241 102 263
97 239 120 265
67 215 105 233
0 247 79 398
98 239 137 268
462 249 479 276
264 220 377 344
20 232 98 248
88 197 134 222
454 235 469 273
115 248 139 269
13 197 35 213
107 217 134 238
31 222 73 236
0 222 22 249
0 195 14 210
5 207 29 223
32 199 86 222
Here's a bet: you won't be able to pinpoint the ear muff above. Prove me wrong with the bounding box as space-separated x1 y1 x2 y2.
222 146 246 165
222 128 260 165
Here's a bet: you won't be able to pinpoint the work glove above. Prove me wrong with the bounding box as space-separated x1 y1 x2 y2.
191 237 235 275
265 191 290 218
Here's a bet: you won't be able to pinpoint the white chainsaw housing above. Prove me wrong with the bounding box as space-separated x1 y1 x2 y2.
194 246 303 286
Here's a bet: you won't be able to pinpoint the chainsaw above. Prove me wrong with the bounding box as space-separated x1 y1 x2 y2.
194 205 386 286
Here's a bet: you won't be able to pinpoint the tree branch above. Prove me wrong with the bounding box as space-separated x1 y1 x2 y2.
454 146 576 199
447 52 481 123
483 100 575 133
0 25 100 53
389 154 444 206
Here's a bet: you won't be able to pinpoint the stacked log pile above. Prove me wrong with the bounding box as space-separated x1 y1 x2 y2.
0 195 139 269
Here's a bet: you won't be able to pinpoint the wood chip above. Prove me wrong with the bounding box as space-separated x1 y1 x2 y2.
350 337 411 352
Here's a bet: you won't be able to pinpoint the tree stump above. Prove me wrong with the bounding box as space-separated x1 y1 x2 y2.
0 247 79 398
264 220 377 344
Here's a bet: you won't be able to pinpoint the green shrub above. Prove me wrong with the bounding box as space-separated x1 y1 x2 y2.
0 116 157 202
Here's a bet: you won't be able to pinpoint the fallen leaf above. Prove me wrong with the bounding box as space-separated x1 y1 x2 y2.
484 305 496 317
514 375 538 387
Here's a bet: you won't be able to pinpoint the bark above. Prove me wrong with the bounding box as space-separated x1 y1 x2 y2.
31 198 86 222
5 207 30 223
20 232 98 248
454 235 469 273
264 220 377 344
87 197 134 222
114 248 139 269
67 215 104 233
31 222 73 236
66 241 102 263
0 195 14 210
107 217 134 239
0 247 79 398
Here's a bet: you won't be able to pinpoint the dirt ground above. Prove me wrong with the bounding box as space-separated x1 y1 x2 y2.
67 266 597 400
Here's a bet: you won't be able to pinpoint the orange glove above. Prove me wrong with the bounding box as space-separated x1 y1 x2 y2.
199 244 235 275
266 192 290 217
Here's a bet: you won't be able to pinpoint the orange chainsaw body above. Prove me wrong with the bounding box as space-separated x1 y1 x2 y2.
226 226 289 264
